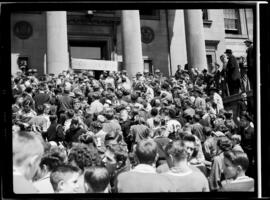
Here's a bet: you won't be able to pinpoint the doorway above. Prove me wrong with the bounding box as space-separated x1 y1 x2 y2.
69 40 108 79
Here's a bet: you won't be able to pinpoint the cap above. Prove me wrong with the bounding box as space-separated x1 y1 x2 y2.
155 69 160 73
224 49 232 54
193 86 203 94
213 131 225 137
64 82 72 91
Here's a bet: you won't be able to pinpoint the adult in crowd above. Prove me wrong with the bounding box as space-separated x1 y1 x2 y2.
220 150 254 191
209 136 233 191
65 118 87 147
162 140 209 192
244 39 255 90
13 130 44 193
33 145 67 193
116 139 174 192
84 166 110 193
224 49 241 95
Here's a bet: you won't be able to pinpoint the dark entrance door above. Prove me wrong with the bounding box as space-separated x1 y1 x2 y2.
69 40 108 79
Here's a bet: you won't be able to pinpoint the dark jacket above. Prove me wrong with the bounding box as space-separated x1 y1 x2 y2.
227 55 241 81
246 45 254 70
33 92 51 109
65 127 86 144
191 122 205 143
56 93 74 113
240 125 255 151
44 122 65 143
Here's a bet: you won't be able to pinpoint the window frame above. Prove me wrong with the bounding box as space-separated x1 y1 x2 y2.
224 9 242 34
202 9 213 26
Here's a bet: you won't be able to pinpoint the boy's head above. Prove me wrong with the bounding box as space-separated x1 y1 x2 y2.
84 166 110 193
50 164 80 193
182 134 196 161
223 150 249 180
231 134 241 146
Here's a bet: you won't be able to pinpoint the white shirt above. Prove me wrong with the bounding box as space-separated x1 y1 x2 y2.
213 92 224 113
33 174 54 193
165 119 181 137
89 100 104 114
132 164 156 174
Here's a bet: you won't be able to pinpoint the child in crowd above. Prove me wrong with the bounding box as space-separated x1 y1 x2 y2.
50 164 80 193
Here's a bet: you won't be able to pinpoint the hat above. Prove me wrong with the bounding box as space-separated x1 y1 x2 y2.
244 39 252 44
155 69 160 73
136 72 142 76
84 78 90 83
32 69 37 73
88 71 94 77
144 69 149 73
193 86 203 94
224 49 232 54
105 99 112 105
64 82 72 91
97 115 106 123
213 131 225 137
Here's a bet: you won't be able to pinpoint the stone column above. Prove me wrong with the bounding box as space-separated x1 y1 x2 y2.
46 11 69 75
121 10 144 78
184 10 207 72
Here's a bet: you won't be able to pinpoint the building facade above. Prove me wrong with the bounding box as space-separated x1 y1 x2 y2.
10 9 254 78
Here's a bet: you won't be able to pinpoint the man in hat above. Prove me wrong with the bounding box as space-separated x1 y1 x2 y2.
244 39 254 89
238 113 255 178
154 68 165 83
56 82 74 115
135 72 145 83
33 82 51 110
224 49 241 95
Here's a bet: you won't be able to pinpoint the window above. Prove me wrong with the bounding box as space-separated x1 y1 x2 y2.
202 9 212 26
224 9 241 34
202 9 208 21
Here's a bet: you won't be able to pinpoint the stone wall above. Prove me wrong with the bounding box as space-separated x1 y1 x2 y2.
11 12 46 75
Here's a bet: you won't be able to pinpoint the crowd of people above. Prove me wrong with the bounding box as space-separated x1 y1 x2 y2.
12 48 255 193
